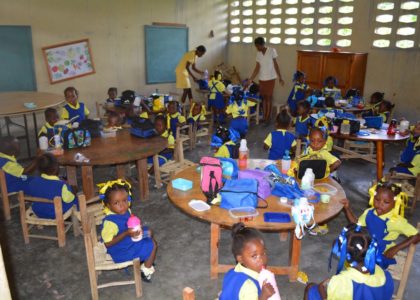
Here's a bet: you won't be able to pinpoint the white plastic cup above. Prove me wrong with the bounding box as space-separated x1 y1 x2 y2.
54 134 61 148
133 96 141 107
130 225 143 242
39 136 48 150
399 120 409 132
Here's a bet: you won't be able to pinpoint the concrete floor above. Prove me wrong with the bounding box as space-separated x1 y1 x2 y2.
1 122 419 300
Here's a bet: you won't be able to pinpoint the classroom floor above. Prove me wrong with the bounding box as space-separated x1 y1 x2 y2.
1 121 420 300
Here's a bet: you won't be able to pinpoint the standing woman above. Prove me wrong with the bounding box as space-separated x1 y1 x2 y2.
247 37 284 124
175 45 206 103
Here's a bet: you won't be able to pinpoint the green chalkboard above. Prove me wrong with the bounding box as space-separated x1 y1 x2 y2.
145 25 188 84
0 26 36 91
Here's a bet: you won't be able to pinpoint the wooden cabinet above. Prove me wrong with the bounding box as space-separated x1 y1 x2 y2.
297 50 368 95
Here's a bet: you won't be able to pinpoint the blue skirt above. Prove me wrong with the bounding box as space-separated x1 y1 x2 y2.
208 93 225 109
230 117 248 136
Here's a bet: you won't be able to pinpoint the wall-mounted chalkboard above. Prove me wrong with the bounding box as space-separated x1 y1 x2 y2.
145 25 188 84
0 26 36 91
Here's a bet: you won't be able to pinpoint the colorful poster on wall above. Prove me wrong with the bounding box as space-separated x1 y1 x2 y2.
42 39 95 84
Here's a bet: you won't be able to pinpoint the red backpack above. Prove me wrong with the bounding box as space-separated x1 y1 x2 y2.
200 157 223 204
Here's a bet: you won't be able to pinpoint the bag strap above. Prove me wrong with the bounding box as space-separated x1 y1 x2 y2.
256 198 268 209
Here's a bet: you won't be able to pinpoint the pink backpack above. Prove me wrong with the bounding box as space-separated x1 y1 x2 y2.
200 157 223 204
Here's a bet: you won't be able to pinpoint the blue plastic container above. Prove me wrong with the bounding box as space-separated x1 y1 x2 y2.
263 212 291 223
172 178 193 191
364 116 383 129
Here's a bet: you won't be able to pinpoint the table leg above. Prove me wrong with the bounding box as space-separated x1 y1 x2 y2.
152 155 162 188
33 112 39 147
81 166 94 199
66 166 78 188
210 223 220 279
376 140 384 181
23 114 31 157
116 164 126 179
136 159 149 201
288 232 301 282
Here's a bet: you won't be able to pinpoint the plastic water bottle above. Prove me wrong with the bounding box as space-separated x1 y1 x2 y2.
127 215 142 242
258 268 281 300
54 134 61 149
238 139 249 170
281 150 291 174
399 120 409 132
340 119 351 135
301 168 315 190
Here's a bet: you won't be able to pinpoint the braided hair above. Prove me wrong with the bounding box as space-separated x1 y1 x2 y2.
231 222 264 258
98 180 132 204
343 223 372 264
369 179 407 217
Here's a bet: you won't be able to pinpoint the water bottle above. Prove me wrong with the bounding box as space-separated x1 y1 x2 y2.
301 168 315 190
281 150 291 174
387 119 397 135
258 268 281 300
238 139 249 170
340 119 351 135
399 120 409 132
54 134 62 149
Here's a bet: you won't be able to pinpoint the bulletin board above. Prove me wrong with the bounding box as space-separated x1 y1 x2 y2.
42 39 95 84
145 25 189 84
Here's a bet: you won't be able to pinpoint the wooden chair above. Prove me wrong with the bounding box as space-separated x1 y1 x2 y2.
389 223 420 300
247 99 261 125
176 124 194 151
79 195 142 299
17 191 79 248
192 111 214 147
385 172 420 213
340 140 376 163
72 195 106 236
0 170 18 221
183 287 195 300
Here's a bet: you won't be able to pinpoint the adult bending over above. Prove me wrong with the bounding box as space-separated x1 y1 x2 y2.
246 37 284 124
175 45 206 103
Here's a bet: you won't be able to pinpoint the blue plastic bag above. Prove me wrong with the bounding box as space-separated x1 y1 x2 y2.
218 157 239 179
220 179 259 210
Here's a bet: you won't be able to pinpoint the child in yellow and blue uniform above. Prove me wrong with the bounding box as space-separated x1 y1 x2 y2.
293 100 313 142
377 100 394 123
287 70 309 116
305 223 394 300
213 126 240 159
321 76 341 99
61 86 90 122
208 70 226 123
219 223 276 300
264 109 296 160
147 115 175 166
166 101 186 138
187 102 207 129
0 136 37 193
313 116 334 152
392 121 420 175
38 108 59 141
226 89 256 138
100 180 158 281
342 180 420 269
319 96 344 117
363 92 384 119
26 153 76 219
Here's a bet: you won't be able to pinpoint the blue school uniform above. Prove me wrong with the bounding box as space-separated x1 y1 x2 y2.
166 112 186 138
62 102 89 122
264 129 296 160
215 141 238 159
26 174 76 219
288 82 308 114
294 116 312 139
147 130 175 166
219 264 261 300
38 122 55 139
0 153 31 193
101 210 154 263
208 79 226 109
400 137 418 164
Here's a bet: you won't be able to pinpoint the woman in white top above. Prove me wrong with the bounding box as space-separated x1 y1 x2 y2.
247 37 284 124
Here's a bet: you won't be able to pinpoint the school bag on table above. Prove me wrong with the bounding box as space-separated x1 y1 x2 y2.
238 169 271 200
217 157 239 180
130 117 156 138
200 157 223 204
120 90 136 107
79 119 103 138
62 128 91 149
219 178 264 210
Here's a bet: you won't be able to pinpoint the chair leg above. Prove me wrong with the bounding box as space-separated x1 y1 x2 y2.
183 287 195 300
71 207 81 237
133 258 142 298
413 175 420 211
0 171 11 221
395 244 416 299
54 198 66 248
18 192 29 244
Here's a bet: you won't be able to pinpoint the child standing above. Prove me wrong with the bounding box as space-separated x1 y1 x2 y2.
61 86 90 122
287 71 309 116
100 180 157 281
264 109 296 160
293 100 312 141
0 136 37 193
166 101 186 138
26 153 76 219
147 115 175 166
187 102 207 129
226 90 256 138
38 108 59 140
219 223 276 300
341 180 420 269
321 76 341 99
106 87 120 104
392 121 420 175
208 70 226 124
304 223 394 300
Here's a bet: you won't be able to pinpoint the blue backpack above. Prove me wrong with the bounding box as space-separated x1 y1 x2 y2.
217 157 239 179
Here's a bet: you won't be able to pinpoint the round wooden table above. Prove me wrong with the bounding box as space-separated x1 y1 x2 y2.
167 163 346 281
331 128 408 180
0 92 64 157
57 129 167 200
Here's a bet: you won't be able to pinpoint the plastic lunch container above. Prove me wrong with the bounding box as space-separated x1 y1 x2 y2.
229 207 259 221
171 178 193 191
312 183 337 195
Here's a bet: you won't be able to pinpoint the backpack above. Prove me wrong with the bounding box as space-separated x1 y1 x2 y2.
217 157 239 179
79 119 103 138
62 128 91 149
130 117 156 138
219 179 260 210
200 157 223 204
238 169 272 200
291 197 316 239
121 90 136 107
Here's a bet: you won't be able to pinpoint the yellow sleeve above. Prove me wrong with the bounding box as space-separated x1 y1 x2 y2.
238 279 260 300
187 51 196 64
139 111 149 119
38 125 47 137
199 114 206 121
358 209 370 226
216 81 226 93
394 218 419 237
247 101 256 107
264 133 272 148
84 105 90 117
292 117 297 126
327 274 353 300
61 184 75 203
61 107 69 120
101 220 119 243
2 161 24 177
167 134 175 149
226 104 233 115
291 139 297 147
326 136 334 152
215 145 230 158
178 115 186 123
409 154 420 175
322 150 339 166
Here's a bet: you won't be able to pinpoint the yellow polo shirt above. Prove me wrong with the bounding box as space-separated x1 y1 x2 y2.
40 174 75 203
0 152 24 177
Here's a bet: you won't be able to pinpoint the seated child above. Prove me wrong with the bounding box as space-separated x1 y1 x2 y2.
321 76 341 99
61 86 90 122
363 92 384 118
100 180 157 281
187 102 207 129
313 116 334 152
219 222 276 300
226 89 256 138
320 96 343 116
377 100 394 123
147 115 175 167
293 100 312 141
287 70 309 116
213 126 240 159
264 109 296 160
105 111 122 129
304 223 394 300
306 89 322 108
38 107 59 140
138 98 152 119
341 180 420 269
26 153 76 219
0 136 37 193
391 121 420 175
166 100 186 138
208 70 226 124
106 87 120 104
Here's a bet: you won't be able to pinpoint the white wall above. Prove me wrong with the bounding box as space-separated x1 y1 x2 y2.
227 1 420 122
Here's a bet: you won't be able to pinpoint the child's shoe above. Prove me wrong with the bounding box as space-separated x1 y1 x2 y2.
309 224 329 236
140 263 155 282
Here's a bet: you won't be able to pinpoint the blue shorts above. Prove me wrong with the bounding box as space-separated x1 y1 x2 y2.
230 117 248 136
208 93 225 110
109 237 155 263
